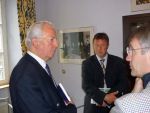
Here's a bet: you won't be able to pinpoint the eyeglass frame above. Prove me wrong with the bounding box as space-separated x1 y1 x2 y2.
126 46 150 55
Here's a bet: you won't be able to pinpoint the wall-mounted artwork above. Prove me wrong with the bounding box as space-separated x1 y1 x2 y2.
131 0 150 11
58 27 94 64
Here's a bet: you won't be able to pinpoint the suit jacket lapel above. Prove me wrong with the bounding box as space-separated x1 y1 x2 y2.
105 54 113 76
25 53 55 83
92 55 104 74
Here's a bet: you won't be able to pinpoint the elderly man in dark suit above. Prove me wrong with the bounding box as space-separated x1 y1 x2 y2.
9 21 77 113
82 33 129 113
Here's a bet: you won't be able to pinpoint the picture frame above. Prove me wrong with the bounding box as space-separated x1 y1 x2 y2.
131 0 150 11
58 27 94 64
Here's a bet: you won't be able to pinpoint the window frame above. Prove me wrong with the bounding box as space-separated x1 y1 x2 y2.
0 0 9 86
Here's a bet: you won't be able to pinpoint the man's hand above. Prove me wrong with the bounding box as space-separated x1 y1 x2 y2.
96 101 107 107
104 91 118 104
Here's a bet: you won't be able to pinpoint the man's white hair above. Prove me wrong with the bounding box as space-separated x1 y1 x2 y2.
25 21 56 49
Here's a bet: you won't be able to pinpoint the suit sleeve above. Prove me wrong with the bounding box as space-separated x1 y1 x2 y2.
109 59 130 96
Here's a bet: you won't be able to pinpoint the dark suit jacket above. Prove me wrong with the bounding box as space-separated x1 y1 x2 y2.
9 53 77 113
82 54 129 113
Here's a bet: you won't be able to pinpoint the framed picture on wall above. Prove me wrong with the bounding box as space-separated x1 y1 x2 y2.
58 27 94 64
131 0 150 11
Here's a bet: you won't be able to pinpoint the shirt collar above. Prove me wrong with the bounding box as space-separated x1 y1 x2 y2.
27 51 46 69
142 72 150 88
96 54 108 66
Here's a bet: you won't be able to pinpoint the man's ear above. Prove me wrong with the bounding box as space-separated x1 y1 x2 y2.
145 50 150 66
146 50 150 59
32 38 39 48
107 43 109 49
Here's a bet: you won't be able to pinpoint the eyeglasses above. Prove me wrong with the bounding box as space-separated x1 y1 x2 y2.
126 46 150 55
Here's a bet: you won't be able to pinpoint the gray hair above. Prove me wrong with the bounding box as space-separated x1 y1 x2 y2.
129 24 150 54
25 21 56 48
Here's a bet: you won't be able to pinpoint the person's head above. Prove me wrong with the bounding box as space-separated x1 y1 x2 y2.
25 21 58 61
126 25 150 77
93 32 109 58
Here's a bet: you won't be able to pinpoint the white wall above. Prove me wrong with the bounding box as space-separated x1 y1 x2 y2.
35 0 150 112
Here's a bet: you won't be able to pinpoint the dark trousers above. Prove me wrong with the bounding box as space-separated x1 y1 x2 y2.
84 104 110 113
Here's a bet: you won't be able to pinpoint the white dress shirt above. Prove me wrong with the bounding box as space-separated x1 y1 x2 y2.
27 51 47 73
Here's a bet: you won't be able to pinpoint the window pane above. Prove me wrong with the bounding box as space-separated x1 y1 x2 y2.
0 1 1 24
0 0 5 81
0 25 3 52
0 53 4 80
0 0 9 85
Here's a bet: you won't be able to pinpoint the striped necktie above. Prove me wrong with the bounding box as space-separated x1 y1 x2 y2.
100 59 105 74
100 59 107 88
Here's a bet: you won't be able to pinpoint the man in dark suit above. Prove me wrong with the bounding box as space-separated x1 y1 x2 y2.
82 33 129 113
9 21 77 113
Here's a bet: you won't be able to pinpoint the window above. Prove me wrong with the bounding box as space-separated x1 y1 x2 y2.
0 0 9 86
